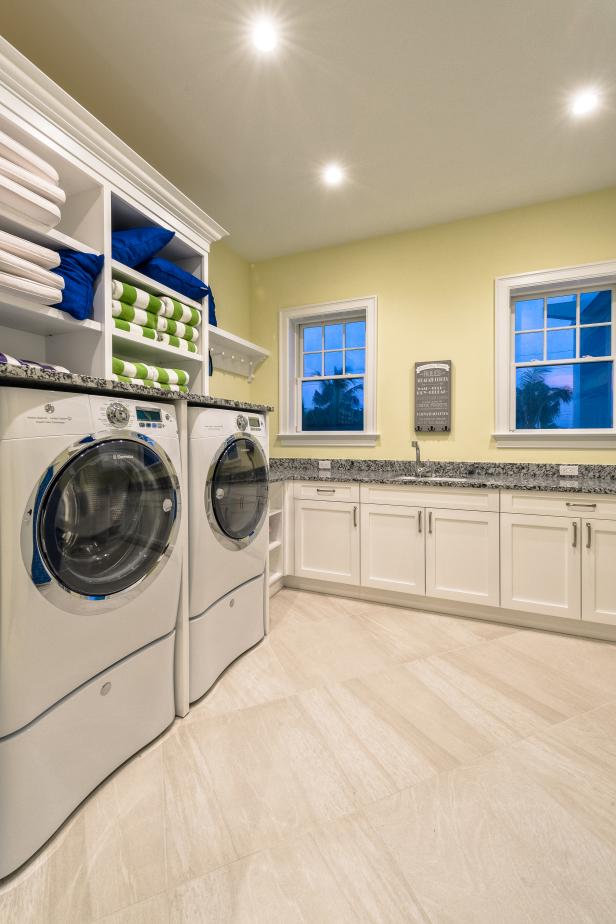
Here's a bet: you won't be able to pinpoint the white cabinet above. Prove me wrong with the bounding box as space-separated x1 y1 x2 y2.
426 508 500 607
361 503 425 594
294 499 360 585
582 518 616 625
500 514 581 620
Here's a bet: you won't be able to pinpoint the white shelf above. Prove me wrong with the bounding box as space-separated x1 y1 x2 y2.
269 507 283 518
0 208 100 255
111 261 203 311
269 539 282 553
0 292 102 335
112 327 203 365
209 325 269 381
269 571 283 587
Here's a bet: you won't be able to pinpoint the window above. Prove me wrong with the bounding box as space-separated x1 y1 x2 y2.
278 297 377 445
495 262 616 447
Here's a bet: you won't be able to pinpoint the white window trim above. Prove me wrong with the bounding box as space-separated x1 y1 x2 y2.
494 260 616 449
278 296 378 446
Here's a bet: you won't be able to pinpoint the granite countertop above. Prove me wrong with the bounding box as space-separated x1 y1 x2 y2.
0 364 273 414
269 460 616 495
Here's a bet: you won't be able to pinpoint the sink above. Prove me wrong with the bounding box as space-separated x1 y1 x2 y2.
394 475 470 483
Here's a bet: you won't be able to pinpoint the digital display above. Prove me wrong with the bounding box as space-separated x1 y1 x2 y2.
248 416 261 428
136 407 162 422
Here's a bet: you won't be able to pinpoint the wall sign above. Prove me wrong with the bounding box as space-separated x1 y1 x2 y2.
414 361 451 432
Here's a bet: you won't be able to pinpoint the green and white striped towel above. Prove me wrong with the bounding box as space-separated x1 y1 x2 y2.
112 356 189 386
113 317 157 340
112 300 158 329
156 316 200 341
159 296 201 327
112 279 163 313
156 332 198 353
111 373 188 394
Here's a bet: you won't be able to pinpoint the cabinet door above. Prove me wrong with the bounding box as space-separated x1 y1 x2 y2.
294 499 360 584
500 513 580 619
426 508 500 606
360 503 425 594
582 518 616 625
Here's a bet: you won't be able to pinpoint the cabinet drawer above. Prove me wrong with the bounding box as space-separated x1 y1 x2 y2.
293 481 359 501
360 482 499 512
501 490 616 520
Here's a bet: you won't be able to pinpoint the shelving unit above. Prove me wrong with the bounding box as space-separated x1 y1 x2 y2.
268 484 285 596
209 326 269 383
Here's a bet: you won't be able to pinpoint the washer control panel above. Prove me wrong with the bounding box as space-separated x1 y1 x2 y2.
91 396 177 434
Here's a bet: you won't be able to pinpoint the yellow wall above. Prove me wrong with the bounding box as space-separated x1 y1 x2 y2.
249 186 616 462
208 241 253 402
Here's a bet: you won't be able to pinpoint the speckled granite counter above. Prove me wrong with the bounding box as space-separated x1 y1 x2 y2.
0 364 273 414
269 458 616 495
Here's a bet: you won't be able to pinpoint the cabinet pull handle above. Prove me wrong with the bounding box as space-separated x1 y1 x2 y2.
566 502 597 508
316 488 336 494
428 511 433 534
418 510 422 533
586 522 592 549
572 521 577 548
353 505 358 528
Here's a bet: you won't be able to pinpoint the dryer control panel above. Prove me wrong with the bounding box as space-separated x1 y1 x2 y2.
90 396 178 435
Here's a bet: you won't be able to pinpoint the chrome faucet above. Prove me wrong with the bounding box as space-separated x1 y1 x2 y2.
411 440 421 467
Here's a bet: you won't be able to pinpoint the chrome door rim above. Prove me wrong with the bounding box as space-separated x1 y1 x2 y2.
205 432 269 551
21 430 181 614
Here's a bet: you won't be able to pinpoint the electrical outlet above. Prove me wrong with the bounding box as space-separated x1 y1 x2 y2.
560 465 579 477
318 460 331 470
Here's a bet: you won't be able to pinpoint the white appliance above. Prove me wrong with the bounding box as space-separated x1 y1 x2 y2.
188 407 268 702
0 388 182 878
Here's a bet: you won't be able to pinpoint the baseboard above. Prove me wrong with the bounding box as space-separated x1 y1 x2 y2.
282 576 616 644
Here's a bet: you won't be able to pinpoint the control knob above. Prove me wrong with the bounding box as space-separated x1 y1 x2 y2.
236 414 248 431
106 402 130 427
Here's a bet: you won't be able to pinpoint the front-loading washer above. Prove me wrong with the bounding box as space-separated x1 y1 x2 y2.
188 407 268 702
0 387 182 877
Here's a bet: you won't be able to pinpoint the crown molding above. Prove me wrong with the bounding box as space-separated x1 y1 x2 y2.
0 37 227 250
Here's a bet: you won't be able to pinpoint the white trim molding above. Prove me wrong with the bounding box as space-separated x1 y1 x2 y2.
494 260 616 449
278 295 378 446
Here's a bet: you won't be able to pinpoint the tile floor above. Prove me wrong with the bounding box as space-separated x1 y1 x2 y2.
2 589 616 922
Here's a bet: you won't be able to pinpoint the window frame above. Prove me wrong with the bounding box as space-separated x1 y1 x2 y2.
278 296 378 446
494 261 616 448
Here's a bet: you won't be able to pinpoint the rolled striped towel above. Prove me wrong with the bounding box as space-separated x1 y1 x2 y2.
156 316 199 341
156 332 198 353
0 352 70 372
113 317 157 340
159 296 201 327
111 373 188 394
112 356 189 386
112 299 158 329
112 279 163 314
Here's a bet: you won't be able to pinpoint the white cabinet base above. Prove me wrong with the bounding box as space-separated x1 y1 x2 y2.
501 514 581 620
361 503 425 594
582 518 616 625
294 499 360 584
426 508 500 607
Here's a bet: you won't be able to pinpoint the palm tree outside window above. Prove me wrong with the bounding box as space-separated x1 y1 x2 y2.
299 318 366 431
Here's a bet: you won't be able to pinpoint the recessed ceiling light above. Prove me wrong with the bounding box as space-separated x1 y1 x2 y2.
322 163 345 186
252 18 278 52
570 88 600 117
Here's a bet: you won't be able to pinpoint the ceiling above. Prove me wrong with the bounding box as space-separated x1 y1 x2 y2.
2 0 616 260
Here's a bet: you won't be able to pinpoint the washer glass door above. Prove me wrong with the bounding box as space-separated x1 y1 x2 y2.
38 438 178 597
210 436 268 544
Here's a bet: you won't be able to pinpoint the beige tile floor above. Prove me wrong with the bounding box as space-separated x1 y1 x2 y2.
2 589 616 922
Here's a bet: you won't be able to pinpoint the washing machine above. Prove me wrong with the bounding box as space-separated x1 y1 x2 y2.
0 387 182 878
188 407 268 702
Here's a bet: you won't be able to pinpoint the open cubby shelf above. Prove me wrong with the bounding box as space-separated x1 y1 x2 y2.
0 293 102 336
111 327 203 365
111 261 203 311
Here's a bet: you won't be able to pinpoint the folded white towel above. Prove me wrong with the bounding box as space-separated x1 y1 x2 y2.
0 230 60 269
0 271 63 305
0 129 60 184
0 249 64 289
0 174 61 230
0 157 65 206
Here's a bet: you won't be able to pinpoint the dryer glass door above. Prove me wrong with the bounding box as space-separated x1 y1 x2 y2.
38 438 178 597
211 437 268 542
